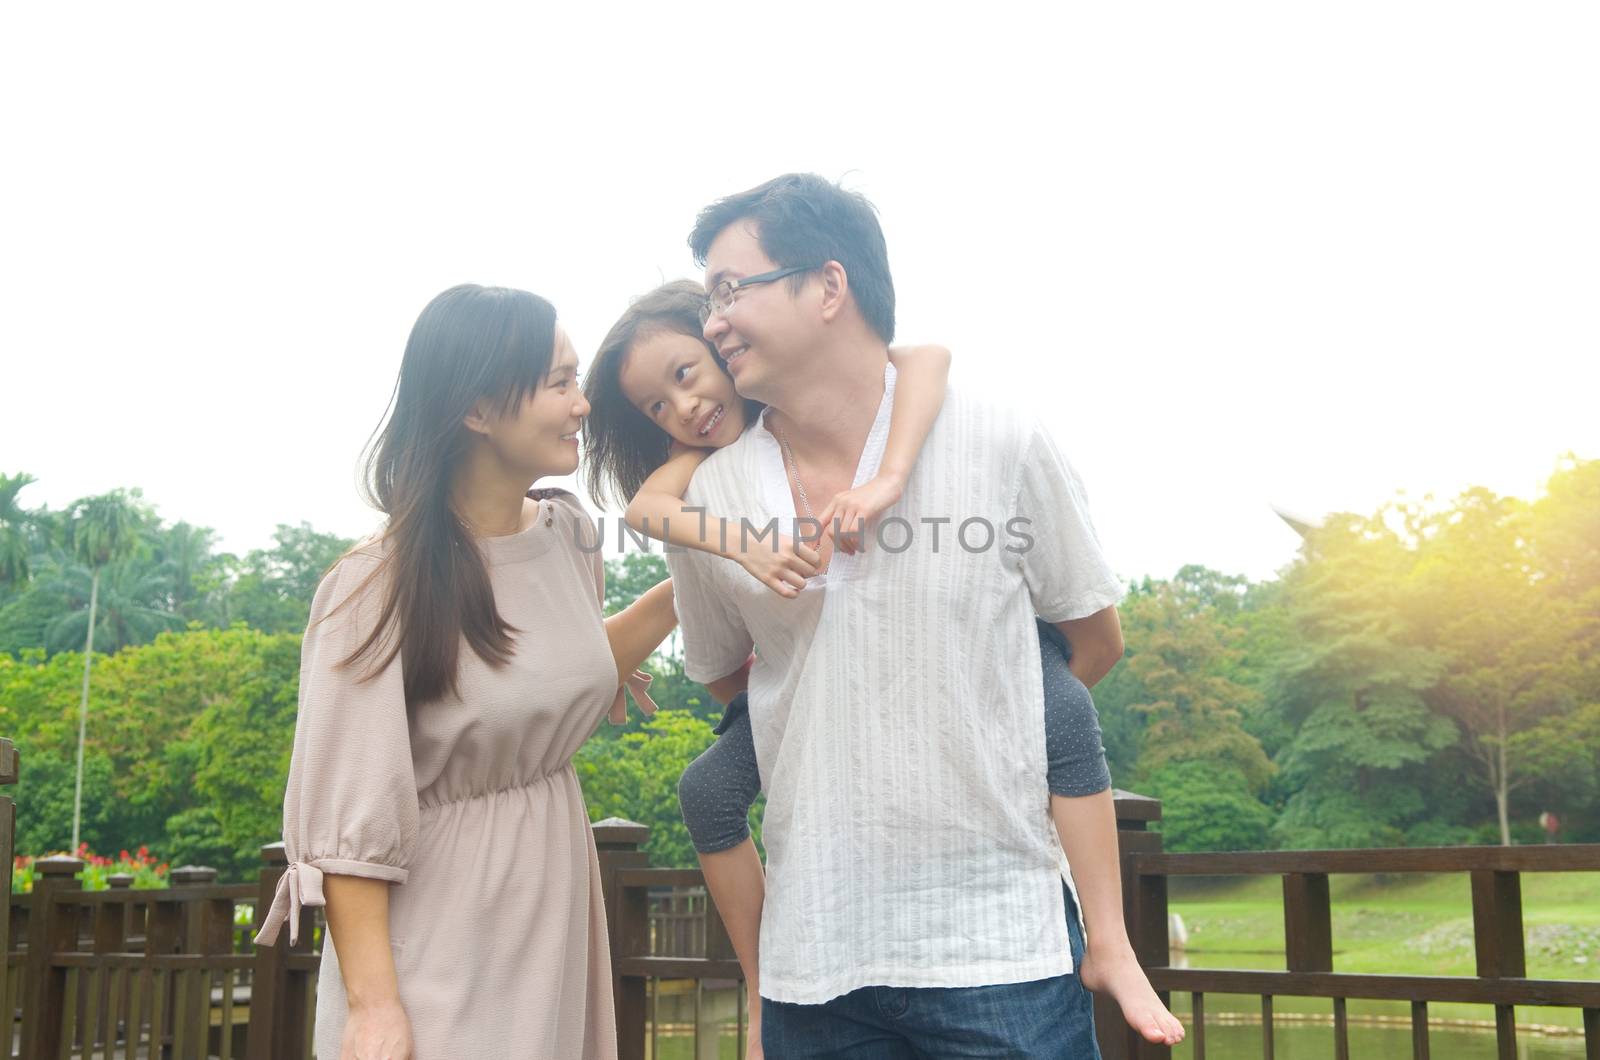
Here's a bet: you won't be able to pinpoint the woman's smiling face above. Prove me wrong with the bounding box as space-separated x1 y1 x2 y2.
617 328 747 449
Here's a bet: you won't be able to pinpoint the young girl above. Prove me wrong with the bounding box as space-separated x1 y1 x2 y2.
257 285 678 1059
583 280 1183 1052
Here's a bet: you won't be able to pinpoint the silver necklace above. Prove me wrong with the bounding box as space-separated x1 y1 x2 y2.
774 424 816 520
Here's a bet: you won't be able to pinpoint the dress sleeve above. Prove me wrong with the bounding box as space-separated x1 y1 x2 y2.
255 549 418 946
1010 419 1126 623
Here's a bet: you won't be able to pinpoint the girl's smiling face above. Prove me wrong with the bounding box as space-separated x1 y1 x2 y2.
617 328 747 449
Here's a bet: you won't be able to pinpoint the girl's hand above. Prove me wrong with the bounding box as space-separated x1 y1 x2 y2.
734 534 821 597
340 998 414 1060
817 474 905 555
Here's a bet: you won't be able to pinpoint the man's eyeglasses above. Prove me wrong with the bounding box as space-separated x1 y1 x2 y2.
698 264 821 326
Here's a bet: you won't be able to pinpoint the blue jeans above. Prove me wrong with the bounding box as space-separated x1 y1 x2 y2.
761 884 1101 1059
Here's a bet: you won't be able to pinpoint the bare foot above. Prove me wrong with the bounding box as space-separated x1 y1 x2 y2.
1079 944 1185 1045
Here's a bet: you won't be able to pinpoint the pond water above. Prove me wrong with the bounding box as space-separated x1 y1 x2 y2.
644 979 1591 1059
1169 1020 1587 1058
648 1019 1588 1059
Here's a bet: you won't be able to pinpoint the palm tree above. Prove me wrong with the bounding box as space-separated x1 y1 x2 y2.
65 490 148 852
155 521 219 620
43 557 183 654
0 471 37 586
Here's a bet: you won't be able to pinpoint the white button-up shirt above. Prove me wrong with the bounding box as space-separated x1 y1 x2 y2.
666 363 1124 1004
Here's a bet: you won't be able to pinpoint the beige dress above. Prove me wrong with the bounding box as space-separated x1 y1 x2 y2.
255 491 619 1059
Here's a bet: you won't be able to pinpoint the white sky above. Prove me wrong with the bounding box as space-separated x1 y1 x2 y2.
3 3 1596 583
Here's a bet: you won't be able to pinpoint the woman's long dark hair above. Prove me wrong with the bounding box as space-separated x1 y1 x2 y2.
347 284 558 706
582 279 762 510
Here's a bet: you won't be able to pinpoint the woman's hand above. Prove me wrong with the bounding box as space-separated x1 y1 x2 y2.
816 473 905 555
734 534 821 597
340 998 414 1060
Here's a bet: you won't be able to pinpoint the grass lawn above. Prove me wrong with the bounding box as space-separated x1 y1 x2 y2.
1166 870 1600 1033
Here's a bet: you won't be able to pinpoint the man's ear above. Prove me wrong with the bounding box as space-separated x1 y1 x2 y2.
817 260 849 324
463 399 495 437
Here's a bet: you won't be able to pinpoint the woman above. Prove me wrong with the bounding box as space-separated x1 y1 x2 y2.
255 285 676 1059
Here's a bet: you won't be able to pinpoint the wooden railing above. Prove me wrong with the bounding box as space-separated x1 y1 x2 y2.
6 742 1597 1059
591 796 1167 1060
6 841 321 1060
1127 843 1600 1060
594 818 748 1060
596 796 1600 1060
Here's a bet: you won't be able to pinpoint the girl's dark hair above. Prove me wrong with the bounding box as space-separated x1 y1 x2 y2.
582 279 761 510
347 284 558 706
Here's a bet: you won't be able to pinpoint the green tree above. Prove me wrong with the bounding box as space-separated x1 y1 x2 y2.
1123 579 1274 790
1267 509 1456 848
2 627 304 875
224 523 353 633
1407 485 1598 844
575 710 757 867
151 521 221 622
1141 760 1274 852
603 552 671 616
41 556 183 654
1094 570 1276 851
1527 455 1600 603
0 579 66 656
0 472 38 587
597 553 724 732
13 748 119 855
157 627 303 876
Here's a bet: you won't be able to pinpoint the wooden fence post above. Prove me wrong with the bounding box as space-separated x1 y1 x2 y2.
145 873 185 1058
169 866 219 1058
1101 790 1170 1060
1471 869 1525 1059
21 854 85 1059
107 872 135 951
89 873 129 1060
174 867 238 1059
593 817 651 1060
1283 873 1333 973
248 841 313 1060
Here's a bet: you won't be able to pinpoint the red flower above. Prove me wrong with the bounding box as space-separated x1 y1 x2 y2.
120 850 130 862
138 845 149 858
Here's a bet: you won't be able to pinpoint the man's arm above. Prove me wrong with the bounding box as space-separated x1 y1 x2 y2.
1055 605 1124 689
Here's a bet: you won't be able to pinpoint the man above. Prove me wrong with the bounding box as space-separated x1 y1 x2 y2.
667 173 1158 1057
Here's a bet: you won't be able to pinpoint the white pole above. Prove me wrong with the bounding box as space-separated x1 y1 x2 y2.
70 566 100 854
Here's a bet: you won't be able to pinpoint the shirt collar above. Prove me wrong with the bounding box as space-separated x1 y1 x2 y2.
755 361 898 520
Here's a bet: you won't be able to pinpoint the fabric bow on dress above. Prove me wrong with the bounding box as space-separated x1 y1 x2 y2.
254 860 326 947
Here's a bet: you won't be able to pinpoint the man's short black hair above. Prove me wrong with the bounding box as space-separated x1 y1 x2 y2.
689 173 896 343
